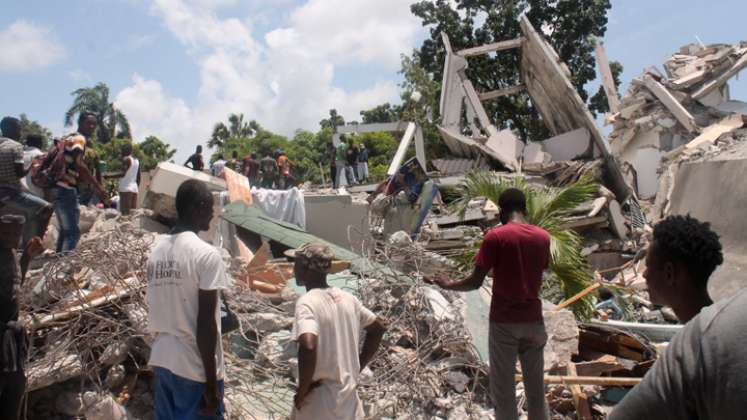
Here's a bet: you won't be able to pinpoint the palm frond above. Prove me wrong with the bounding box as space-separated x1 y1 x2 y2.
452 170 598 319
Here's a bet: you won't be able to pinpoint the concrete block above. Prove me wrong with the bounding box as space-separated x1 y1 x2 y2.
144 162 226 220
304 194 370 252
540 128 591 161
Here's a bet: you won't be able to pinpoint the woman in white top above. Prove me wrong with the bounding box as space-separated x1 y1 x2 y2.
117 142 140 215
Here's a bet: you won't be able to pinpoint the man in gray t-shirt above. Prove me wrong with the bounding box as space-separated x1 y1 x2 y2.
609 215 747 420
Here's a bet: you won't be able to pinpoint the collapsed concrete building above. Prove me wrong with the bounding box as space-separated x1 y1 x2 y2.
16 13 747 420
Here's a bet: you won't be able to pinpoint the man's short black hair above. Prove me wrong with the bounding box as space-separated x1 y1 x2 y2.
121 142 133 155
175 180 213 219
653 215 723 289
498 188 527 214
1 116 21 137
232 150 238 157
77 111 97 126
196 145 203 152
251 153 257 159
26 134 44 149
216 154 224 160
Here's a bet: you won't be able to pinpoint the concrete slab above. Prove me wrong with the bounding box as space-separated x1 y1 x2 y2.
144 162 226 220
304 194 370 253
541 128 591 161
667 158 747 301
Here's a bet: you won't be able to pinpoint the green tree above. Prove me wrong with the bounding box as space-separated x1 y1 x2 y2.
65 82 131 143
208 113 255 149
453 172 599 319
589 60 624 116
139 136 177 171
360 103 401 124
93 136 176 173
319 109 345 131
410 0 615 141
18 114 52 148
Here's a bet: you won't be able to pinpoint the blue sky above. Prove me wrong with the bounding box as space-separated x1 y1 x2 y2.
1 0 745 161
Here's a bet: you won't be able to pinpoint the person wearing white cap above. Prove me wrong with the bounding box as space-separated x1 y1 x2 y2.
291 241 386 420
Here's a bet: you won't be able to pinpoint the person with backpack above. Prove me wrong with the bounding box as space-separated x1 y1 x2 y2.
0 116 53 247
41 134 108 252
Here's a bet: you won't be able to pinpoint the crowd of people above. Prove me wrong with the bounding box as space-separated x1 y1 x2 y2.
3 111 747 419
331 136 369 189
184 145 298 190
0 111 143 418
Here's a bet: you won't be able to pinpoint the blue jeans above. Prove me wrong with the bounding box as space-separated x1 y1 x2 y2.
0 187 51 247
52 187 80 253
153 367 225 420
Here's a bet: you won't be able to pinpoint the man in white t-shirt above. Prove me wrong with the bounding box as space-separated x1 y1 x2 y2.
146 179 229 419
291 242 386 420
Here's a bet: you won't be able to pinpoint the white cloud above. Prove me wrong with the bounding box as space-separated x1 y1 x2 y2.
0 20 66 72
115 74 194 151
119 0 422 160
68 69 92 83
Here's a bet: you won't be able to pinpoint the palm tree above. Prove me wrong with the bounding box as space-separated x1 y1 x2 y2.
208 113 254 148
65 82 131 142
453 172 598 319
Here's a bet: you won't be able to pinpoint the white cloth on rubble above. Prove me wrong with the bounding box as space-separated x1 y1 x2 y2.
146 231 229 382
251 186 306 229
291 287 377 420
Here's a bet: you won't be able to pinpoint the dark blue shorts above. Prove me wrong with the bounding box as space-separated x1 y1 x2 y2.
153 367 225 420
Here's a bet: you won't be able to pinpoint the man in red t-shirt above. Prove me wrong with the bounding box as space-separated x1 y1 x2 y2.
426 188 550 420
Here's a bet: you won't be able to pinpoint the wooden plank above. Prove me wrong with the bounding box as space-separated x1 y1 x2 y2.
458 37 524 57
478 84 526 101
575 355 626 377
642 75 697 132
595 41 621 113
556 282 601 310
515 374 642 386
567 363 593 420
692 54 747 100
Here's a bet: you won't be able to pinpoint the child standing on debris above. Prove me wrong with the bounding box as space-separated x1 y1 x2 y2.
291 242 386 420
0 215 43 420
608 216 747 420
426 188 551 420
146 179 229 419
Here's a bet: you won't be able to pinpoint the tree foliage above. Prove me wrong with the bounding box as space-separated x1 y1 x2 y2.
410 0 616 142
18 114 52 149
589 59 624 116
92 136 176 173
209 113 256 149
65 82 131 143
453 172 599 319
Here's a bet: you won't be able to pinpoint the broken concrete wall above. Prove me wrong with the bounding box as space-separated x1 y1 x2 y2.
304 194 370 253
144 162 226 221
666 153 747 301
519 16 630 201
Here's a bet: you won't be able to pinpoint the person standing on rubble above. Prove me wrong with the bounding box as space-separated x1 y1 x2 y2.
242 153 260 186
260 153 278 189
185 145 205 172
607 215 747 420
356 144 369 183
291 241 386 420
345 142 358 185
334 137 348 189
212 154 227 178
0 117 54 247
147 179 229 419
53 135 108 253
0 215 44 420
426 188 551 420
113 142 139 215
